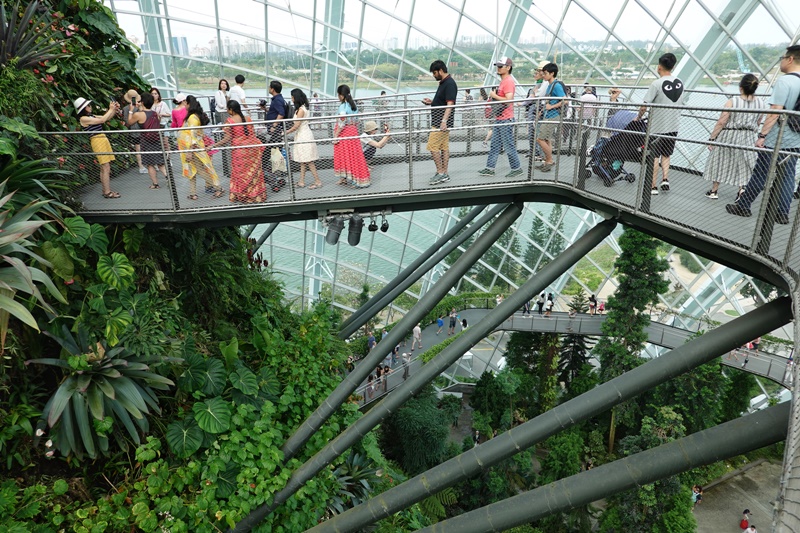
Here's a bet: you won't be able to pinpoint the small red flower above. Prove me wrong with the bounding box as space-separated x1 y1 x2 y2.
64 279 75 285
33 68 40 74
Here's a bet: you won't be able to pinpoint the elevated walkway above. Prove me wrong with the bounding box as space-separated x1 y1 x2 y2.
45 99 800 290
357 308 791 408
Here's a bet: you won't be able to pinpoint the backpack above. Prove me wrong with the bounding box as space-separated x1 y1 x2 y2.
786 73 800 133
546 80 570 115
740 517 749 529
284 100 295 129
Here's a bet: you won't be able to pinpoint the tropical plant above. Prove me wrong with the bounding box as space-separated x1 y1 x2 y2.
0 182 66 351
326 452 379 517
0 1 68 69
0 154 70 219
27 325 174 459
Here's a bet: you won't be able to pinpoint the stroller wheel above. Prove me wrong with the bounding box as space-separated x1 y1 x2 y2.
626 173 636 182
579 169 592 182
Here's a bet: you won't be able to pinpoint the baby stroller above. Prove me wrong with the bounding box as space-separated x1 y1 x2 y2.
584 110 645 187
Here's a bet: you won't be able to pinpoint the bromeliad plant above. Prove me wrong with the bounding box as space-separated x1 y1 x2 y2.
27 325 175 459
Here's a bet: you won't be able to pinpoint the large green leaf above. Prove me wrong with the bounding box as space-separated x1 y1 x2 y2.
165 418 203 458
219 337 238 371
85 224 109 255
0 292 38 330
215 464 240 499
105 307 133 346
230 367 258 396
178 353 206 393
122 227 143 255
192 398 231 434
259 367 281 400
96 253 134 290
63 217 91 245
39 241 74 282
201 358 226 397
71 393 96 458
47 375 77 427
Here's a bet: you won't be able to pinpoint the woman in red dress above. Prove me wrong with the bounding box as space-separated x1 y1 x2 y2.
334 84 371 187
210 100 267 203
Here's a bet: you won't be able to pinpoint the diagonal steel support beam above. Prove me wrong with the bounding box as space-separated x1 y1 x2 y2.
422 402 790 532
257 219 616 533
230 204 526 532
339 204 498 338
253 222 279 251
278 204 522 457
312 295 792 531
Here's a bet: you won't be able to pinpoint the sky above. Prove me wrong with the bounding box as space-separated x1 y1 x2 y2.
108 0 799 53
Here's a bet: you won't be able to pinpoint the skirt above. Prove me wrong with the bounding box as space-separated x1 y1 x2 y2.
90 134 115 165
334 124 370 187
704 128 757 187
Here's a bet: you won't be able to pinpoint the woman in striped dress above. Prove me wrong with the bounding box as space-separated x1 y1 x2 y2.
704 74 766 200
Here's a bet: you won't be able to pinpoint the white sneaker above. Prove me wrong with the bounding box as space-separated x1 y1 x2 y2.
139 167 148 174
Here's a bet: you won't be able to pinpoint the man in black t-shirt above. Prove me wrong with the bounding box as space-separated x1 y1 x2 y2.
422 60 457 185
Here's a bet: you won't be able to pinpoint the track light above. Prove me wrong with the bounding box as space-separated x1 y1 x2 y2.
325 217 344 245
380 217 389 233
348 215 364 246
368 218 378 232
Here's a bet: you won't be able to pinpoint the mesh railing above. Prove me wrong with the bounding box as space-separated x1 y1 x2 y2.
40 94 800 280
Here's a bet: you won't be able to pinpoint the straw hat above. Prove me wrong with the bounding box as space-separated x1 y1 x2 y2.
364 120 378 132
73 97 91 114
123 89 140 103
537 60 549 70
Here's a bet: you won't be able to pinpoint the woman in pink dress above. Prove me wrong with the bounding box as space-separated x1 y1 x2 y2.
210 100 266 203
334 84 370 187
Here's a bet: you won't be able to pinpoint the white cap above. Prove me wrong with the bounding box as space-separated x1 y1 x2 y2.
73 97 91 114
174 93 187 103
494 56 513 67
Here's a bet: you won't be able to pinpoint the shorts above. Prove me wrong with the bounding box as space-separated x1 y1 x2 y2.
651 132 677 157
426 129 450 152
90 134 116 165
538 122 560 142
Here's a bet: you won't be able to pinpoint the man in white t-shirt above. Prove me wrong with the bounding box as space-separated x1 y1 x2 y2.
229 74 247 107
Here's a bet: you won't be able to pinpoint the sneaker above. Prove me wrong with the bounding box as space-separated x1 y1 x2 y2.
725 203 752 217
505 168 523 178
705 190 718 199
537 163 554 172
776 213 790 225
660 180 670 191
651 187 659 195
477 168 495 176
430 173 450 185
481 140 488 148
138 167 148 174
533 155 545 162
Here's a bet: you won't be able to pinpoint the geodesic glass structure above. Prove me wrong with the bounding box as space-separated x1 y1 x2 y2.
105 0 799 339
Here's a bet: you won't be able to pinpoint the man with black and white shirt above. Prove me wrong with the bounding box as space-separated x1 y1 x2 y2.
637 53 684 195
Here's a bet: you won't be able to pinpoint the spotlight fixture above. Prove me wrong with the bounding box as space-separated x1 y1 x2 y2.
368 218 378 232
325 217 344 245
348 215 364 246
380 216 389 233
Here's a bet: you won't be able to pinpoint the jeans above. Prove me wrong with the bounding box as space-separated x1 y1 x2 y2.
738 148 800 215
487 119 521 170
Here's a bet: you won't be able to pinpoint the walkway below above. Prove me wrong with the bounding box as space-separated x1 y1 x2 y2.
356 308 790 408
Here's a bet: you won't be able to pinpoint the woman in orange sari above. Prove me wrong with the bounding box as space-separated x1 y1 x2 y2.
210 100 266 203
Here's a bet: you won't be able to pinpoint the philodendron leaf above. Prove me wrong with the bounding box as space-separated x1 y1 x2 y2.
200 358 226 397
63 217 91 245
230 367 258 396
85 224 109 255
215 463 240 499
96 253 134 290
165 418 204 458
192 397 231 434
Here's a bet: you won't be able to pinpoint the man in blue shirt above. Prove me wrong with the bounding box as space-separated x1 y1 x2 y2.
727 44 800 224
536 63 566 172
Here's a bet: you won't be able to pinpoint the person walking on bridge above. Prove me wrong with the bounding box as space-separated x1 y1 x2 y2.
478 57 523 178
423 60 457 185
726 44 800 225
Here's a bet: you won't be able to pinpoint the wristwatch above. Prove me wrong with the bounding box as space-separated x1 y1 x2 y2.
758 133 767 139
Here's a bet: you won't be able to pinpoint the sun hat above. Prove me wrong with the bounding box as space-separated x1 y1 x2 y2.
537 60 549 70
174 93 187 104
364 120 379 132
123 89 140 103
73 97 92 114
494 56 513 67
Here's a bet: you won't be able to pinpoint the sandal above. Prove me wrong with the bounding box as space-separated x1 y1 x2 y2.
337 178 348 185
187 194 199 200
308 183 323 190
213 189 224 198
102 191 121 199
272 185 281 193
149 183 160 189
297 182 306 188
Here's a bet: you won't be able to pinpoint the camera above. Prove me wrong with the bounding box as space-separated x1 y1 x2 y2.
258 99 268 107
383 124 389 133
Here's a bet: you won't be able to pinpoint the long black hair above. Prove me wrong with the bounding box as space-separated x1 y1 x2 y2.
291 88 309 112
186 95 210 126
226 100 251 135
337 84 357 111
